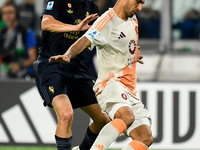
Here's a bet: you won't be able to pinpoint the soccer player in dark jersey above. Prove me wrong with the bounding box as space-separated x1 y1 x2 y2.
33 0 109 150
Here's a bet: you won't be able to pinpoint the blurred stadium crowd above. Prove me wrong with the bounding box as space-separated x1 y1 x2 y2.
0 0 200 81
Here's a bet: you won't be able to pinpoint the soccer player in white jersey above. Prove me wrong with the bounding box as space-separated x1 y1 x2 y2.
49 0 154 150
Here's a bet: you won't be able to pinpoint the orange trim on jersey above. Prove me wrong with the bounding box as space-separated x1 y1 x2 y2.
95 11 111 30
96 13 114 31
118 25 139 98
100 72 115 88
95 10 115 32
118 62 137 95
110 8 117 17
98 14 114 31
132 18 138 26
110 119 127 134
97 15 139 98
129 140 148 150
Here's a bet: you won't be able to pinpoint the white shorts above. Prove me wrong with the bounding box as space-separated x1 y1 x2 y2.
97 79 151 129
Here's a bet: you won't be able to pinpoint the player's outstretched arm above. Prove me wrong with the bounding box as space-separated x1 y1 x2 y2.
42 14 98 33
49 36 91 63
137 46 144 64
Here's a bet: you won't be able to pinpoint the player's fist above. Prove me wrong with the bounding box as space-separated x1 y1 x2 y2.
49 55 70 63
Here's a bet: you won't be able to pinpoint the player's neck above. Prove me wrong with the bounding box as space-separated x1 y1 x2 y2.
113 1 127 21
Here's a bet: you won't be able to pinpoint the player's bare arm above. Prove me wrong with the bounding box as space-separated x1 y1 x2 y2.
137 46 144 64
42 14 99 33
49 36 91 63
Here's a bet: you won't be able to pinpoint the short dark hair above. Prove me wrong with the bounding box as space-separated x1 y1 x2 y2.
1 2 19 19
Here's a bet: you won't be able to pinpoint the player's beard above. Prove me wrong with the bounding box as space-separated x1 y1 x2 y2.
124 0 138 18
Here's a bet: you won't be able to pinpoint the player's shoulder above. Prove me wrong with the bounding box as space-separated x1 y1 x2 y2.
100 8 116 19
94 9 116 31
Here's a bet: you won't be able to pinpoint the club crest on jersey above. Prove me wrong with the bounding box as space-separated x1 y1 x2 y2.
88 30 98 38
85 12 90 17
67 3 72 8
49 86 54 94
121 93 127 100
46 1 54 10
129 39 136 54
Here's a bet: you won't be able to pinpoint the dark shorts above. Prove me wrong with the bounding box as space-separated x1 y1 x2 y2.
33 60 97 109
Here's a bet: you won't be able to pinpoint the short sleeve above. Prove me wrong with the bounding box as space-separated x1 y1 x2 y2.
26 29 37 50
84 16 110 50
41 0 63 19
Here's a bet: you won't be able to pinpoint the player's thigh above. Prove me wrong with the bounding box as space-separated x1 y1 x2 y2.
97 79 132 114
81 103 109 123
34 62 69 107
52 94 73 121
39 78 68 107
113 105 135 126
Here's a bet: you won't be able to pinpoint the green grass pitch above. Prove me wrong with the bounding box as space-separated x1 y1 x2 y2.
0 147 56 150
0 147 114 150
0 147 199 150
0 147 121 150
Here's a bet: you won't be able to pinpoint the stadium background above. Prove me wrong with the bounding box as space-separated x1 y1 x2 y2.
0 0 200 149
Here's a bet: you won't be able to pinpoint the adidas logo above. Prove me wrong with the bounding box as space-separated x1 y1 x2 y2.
118 32 126 39
95 144 104 150
0 87 56 144
0 83 91 146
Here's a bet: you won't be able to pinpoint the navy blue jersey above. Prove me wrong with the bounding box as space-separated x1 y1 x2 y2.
34 0 100 107
39 0 100 61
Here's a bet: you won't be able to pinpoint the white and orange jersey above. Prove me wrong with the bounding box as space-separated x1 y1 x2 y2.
84 8 139 99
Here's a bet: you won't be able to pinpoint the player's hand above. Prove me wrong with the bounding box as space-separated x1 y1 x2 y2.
137 46 144 64
76 13 99 31
49 55 70 63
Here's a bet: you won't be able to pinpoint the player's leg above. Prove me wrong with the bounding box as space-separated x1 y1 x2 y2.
90 105 135 150
34 64 73 150
90 80 135 150
79 103 110 150
52 95 73 137
51 94 74 150
122 122 153 150
69 79 109 150
89 79 153 150
121 96 153 150
81 103 109 134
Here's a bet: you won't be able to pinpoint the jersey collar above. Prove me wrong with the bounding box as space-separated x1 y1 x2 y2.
72 0 91 3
